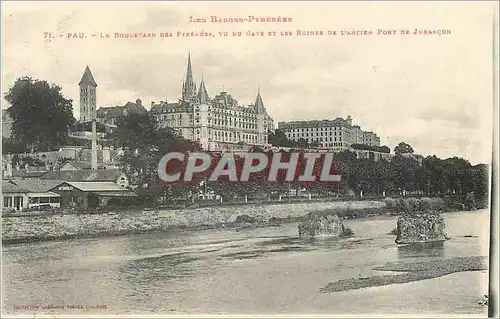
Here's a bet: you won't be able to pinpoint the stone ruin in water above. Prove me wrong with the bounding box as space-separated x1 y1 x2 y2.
298 211 350 237
395 211 450 244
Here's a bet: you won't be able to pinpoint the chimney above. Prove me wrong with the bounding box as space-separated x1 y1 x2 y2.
102 147 111 164
136 98 142 107
91 117 98 170
3 155 13 178
346 115 353 126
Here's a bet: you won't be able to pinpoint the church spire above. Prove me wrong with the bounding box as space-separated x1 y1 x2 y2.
187 51 193 82
78 66 97 122
254 88 266 113
79 66 97 87
197 77 210 104
182 52 196 102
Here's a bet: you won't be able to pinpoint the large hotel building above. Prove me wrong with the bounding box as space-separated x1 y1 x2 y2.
278 116 381 152
84 54 386 157
149 54 274 151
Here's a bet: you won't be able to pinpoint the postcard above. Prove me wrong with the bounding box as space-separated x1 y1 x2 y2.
1 1 499 318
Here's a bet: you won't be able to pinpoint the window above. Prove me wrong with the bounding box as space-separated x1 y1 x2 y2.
4 196 10 207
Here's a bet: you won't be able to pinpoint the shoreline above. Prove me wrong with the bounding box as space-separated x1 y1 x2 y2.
2 200 479 246
2 200 386 246
0 218 296 246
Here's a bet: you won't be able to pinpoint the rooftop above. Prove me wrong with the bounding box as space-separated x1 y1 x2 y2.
4 179 65 193
40 169 124 182
97 101 147 120
64 181 129 192
2 180 30 193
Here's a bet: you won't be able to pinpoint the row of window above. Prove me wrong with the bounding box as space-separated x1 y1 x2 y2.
3 196 23 210
156 113 259 124
320 143 349 148
208 105 257 116
283 127 378 140
211 120 258 130
287 132 346 138
284 126 346 132
156 116 262 132
289 136 346 142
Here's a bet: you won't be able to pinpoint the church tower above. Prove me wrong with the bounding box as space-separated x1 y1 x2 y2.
254 88 266 113
78 66 98 122
197 77 210 105
254 88 269 146
181 52 197 103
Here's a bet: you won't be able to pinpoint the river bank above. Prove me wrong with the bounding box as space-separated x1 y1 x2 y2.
2 200 389 245
2 197 471 245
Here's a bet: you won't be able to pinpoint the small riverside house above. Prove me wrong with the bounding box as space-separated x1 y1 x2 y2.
39 169 129 188
50 181 136 208
2 179 64 211
2 180 29 211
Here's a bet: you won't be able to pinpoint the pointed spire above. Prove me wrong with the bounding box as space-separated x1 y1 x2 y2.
79 66 98 87
254 88 265 113
186 51 193 83
182 52 196 102
198 78 210 104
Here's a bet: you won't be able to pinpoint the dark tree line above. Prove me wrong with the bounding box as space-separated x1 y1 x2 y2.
113 115 489 207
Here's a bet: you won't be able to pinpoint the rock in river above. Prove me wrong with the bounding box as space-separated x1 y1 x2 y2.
298 212 348 237
395 211 450 244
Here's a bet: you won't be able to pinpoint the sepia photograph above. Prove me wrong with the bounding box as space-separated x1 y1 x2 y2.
1 1 499 317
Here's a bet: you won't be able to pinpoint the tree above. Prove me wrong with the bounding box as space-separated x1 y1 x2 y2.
268 129 298 148
4 77 74 151
2 138 26 154
394 142 414 155
112 114 201 205
310 140 321 148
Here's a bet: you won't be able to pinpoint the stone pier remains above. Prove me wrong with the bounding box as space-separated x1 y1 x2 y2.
395 211 450 244
298 211 350 237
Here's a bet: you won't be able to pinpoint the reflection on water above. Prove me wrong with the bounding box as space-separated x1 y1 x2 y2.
397 241 445 259
2 210 490 315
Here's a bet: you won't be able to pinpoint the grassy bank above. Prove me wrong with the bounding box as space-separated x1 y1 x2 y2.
320 256 488 293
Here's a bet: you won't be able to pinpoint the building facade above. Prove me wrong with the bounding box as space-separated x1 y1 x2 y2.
362 131 381 146
150 53 274 151
96 99 148 133
278 115 381 152
79 66 98 122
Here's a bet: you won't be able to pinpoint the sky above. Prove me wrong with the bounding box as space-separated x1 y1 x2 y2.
1 1 497 165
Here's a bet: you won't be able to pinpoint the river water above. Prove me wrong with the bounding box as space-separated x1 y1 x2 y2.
2 210 491 316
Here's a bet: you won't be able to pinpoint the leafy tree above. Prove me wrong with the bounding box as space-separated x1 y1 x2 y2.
310 140 321 148
4 77 74 151
297 138 309 148
268 129 298 148
112 114 201 205
351 143 390 153
71 121 106 133
2 138 26 154
394 142 414 155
